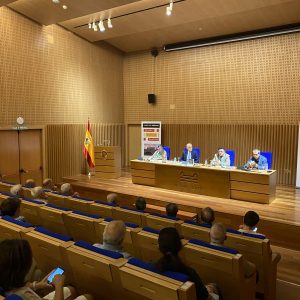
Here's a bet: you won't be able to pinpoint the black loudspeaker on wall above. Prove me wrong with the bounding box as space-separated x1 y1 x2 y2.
148 94 156 104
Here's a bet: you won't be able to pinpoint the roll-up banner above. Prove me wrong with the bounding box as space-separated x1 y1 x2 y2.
141 121 161 158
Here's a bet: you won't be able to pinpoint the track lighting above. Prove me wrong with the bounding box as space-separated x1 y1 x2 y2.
166 0 173 16
107 18 113 29
98 20 105 32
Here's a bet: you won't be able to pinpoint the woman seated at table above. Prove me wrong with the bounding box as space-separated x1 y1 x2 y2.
210 148 230 167
149 144 167 161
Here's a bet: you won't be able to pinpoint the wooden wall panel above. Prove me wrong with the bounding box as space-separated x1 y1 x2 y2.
161 124 298 185
0 7 124 126
45 123 125 183
123 32 300 125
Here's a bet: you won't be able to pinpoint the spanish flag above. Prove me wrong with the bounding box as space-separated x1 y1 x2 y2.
83 120 95 168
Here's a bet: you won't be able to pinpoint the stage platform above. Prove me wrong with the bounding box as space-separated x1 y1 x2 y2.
64 171 300 284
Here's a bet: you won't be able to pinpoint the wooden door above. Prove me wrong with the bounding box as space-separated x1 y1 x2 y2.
0 130 20 183
19 130 43 185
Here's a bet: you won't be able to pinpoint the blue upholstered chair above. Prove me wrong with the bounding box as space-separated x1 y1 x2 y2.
163 146 170 160
260 151 273 169
226 150 235 166
5 295 23 300
194 147 200 162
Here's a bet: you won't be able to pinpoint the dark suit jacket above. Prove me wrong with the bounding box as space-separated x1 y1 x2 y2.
180 149 199 163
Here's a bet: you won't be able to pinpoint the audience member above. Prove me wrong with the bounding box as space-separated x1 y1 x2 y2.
0 239 92 300
10 184 23 197
166 203 178 218
200 207 215 225
0 197 25 222
135 197 146 211
106 193 118 205
155 227 219 300
210 223 256 279
60 183 79 197
24 179 36 188
94 220 131 259
239 211 261 235
42 178 58 192
31 187 48 204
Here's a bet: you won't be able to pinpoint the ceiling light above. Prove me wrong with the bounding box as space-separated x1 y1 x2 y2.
88 22 92 29
98 20 105 32
62 5 68 9
166 0 173 16
52 0 60 3
107 18 113 29
92 21 97 31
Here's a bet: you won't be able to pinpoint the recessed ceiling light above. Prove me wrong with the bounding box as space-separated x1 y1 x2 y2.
62 4 68 9
52 0 60 3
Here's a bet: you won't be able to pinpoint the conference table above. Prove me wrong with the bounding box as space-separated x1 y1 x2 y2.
130 160 277 204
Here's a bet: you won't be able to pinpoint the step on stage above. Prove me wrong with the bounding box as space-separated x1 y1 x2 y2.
64 171 300 284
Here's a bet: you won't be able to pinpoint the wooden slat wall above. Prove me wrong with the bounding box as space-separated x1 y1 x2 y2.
162 124 298 185
45 123 125 183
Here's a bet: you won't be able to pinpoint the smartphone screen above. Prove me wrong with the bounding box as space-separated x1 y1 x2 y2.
253 227 258 232
47 267 64 283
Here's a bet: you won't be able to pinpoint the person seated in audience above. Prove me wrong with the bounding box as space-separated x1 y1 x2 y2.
0 239 92 300
135 197 146 211
93 220 131 259
210 148 230 167
244 149 268 170
10 184 23 197
106 193 118 205
166 203 178 218
42 178 58 192
24 179 36 188
149 144 167 161
180 143 199 163
60 183 79 197
0 197 25 222
155 227 220 300
210 223 256 279
31 187 48 204
199 207 215 226
239 210 261 235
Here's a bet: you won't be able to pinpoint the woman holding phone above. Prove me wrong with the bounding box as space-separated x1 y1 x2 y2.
0 239 92 300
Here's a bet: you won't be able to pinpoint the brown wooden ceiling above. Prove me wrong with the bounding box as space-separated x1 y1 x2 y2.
2 0 300 52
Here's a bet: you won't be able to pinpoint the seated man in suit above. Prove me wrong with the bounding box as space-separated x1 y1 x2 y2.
244 149 268 170
149 144 167 161
180 143 199 163
210 148 230 167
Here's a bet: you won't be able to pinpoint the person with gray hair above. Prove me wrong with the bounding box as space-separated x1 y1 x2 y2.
149 144 167 161
10 184 22 197
244 149 268 170
42 178 58 192
31 187 48 204
93 220 131 259
210 223 256 279
107 193 118 205
60 183 79 197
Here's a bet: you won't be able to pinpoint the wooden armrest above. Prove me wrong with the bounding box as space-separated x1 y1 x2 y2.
272 252 281 266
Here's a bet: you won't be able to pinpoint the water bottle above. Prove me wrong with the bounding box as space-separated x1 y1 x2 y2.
205 160 208 166
174 157 177 162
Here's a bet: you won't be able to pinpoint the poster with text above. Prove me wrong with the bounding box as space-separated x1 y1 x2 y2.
141 121 161 157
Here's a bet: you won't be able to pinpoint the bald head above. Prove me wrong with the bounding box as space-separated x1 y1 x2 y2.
107 193 118 205
186 143 193 152
210 223 226 246
103 220 126 246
